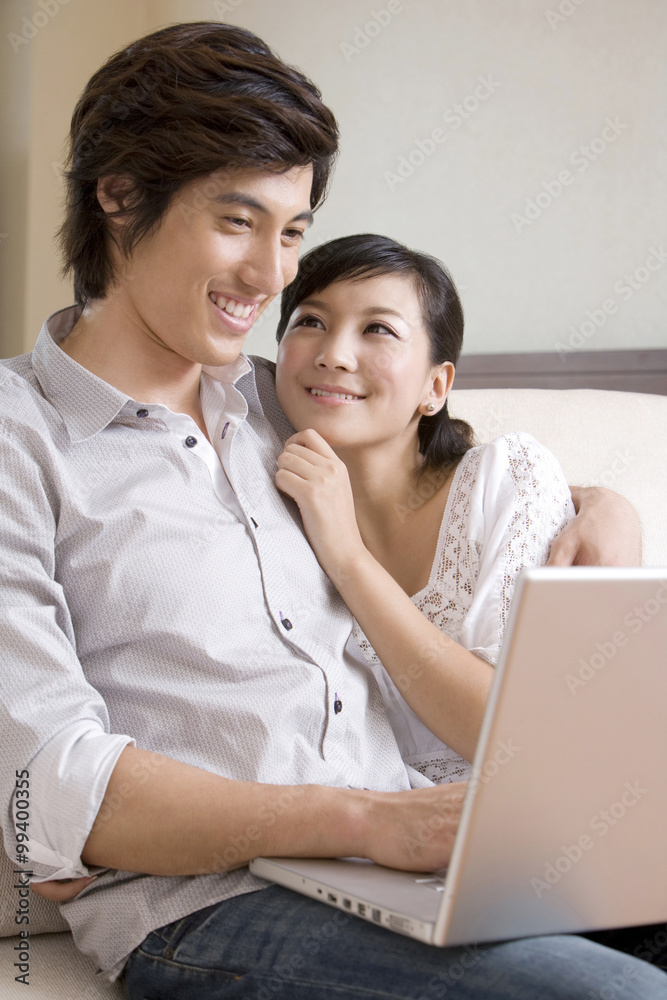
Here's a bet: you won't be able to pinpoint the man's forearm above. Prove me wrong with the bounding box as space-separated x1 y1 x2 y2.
548 486 642 566
81 746 465 876
81 746 362 875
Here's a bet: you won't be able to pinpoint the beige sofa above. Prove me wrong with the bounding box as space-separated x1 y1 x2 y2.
1 386 666 998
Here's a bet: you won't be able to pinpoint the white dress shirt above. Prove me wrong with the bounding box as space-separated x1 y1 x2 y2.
0 306 426 979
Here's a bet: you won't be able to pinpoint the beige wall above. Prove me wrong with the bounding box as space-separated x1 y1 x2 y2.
1 0 665 360
1 0 149 353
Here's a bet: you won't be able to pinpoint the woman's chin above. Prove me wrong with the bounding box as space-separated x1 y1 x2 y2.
293 421 350 452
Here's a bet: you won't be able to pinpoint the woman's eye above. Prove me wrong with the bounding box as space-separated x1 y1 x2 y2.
366 322 397 337
225 217 250 229
293 314 324 329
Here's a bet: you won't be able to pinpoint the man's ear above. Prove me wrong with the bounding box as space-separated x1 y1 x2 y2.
96 175 134 215
423 361 456 414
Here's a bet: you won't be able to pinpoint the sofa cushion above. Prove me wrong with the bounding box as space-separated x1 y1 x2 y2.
0 932 123 997
0 848 68 937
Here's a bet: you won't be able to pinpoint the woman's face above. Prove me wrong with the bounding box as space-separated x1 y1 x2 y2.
275 272 452 453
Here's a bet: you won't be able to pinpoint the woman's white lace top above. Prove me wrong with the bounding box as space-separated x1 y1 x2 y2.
347 432 575 786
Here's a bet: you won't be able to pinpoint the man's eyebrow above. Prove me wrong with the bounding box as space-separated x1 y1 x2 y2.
211 192 314 227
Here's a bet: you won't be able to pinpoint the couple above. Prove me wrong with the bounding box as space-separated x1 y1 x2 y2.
1 20 661 1000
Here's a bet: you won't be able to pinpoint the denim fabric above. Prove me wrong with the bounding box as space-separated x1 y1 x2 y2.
122 885 667 1000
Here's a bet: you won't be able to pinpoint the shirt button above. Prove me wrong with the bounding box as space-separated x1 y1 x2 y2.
334 694 343 715
136 408 149 418
185 436 197 448
281 618 293 631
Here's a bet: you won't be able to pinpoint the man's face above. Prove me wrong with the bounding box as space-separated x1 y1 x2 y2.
106 165 314 368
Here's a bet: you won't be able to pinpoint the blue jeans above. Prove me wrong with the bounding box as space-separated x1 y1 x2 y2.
121 885 667 999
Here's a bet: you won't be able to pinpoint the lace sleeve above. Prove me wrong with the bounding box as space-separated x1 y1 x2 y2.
459 432 575 664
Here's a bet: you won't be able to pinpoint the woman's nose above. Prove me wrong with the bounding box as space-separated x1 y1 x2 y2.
315 333 358 371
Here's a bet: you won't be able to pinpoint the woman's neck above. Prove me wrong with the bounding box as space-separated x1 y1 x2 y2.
338 439 450 548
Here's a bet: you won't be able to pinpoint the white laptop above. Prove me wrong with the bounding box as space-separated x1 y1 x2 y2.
250 567 667 946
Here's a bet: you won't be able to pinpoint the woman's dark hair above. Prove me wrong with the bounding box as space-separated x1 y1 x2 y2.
276 234 474 473
58 22 339 304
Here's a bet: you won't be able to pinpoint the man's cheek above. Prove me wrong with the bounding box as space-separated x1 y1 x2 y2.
256 294 277 322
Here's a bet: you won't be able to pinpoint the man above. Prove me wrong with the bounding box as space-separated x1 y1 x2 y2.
1 21 660 1000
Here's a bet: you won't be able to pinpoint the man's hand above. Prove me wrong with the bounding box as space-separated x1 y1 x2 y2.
30 875 97 902
359 783 467 872
547 486 642 567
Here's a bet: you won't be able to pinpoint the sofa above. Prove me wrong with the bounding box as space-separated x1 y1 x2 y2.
1 386 666 998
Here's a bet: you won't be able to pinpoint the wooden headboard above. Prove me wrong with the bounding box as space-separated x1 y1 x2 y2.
455 348 667 395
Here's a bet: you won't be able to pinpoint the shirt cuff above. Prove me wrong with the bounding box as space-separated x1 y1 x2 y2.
12 722 135 880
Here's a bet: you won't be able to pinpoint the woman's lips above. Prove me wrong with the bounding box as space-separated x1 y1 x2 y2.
305 385 365 405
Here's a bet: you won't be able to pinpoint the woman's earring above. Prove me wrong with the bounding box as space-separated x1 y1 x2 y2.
426 403 436 413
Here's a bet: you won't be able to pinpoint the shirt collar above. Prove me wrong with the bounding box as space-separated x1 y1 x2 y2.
33 305 131 443
33 304 254 443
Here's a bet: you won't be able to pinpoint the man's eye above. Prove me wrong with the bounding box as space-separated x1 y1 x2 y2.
283 229 306 243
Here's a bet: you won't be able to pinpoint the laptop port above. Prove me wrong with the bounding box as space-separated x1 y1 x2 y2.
357 903 366 916
371 907 382 923
343 898 352 910
327 893 338 903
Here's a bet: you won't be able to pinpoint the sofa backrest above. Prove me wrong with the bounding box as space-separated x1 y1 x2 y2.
449 387 667 566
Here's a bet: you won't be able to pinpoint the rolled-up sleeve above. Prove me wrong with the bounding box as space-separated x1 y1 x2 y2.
0 420 133 880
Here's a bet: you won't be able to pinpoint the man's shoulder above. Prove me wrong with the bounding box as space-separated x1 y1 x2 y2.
1 349 35 385
248 354 276 378
246 354 294 444
0 352 59 437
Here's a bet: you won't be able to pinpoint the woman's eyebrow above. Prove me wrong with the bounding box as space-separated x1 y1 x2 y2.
296 301 407 320
296 298 329 310
356 306 407 320
211 192 314 226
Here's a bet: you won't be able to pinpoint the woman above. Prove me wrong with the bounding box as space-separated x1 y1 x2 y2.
274 233 574 782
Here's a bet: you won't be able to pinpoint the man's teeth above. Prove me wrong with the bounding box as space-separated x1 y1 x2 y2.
209 292 254 319
309 388 361 400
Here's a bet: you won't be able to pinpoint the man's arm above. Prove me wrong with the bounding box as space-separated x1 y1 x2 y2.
32 746 465 901
547 486 642 566
78 746 464 875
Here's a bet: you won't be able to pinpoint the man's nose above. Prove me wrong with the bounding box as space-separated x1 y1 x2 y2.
238 238 286 297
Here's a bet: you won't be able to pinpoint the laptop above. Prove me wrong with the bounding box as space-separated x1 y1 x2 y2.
250 567 667 946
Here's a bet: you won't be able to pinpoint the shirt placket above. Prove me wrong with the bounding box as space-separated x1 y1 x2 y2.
210 379 362 786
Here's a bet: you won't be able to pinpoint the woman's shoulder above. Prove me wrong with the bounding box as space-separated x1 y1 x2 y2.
467 431 565 485
446 433 571 539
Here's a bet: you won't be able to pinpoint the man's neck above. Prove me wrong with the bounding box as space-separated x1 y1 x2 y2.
60 294 207 433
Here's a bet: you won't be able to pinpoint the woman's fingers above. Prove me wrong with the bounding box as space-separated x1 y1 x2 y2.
285 428 336 459
277 446 339 483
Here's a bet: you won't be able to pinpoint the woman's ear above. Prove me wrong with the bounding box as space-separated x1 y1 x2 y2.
96 175 134 215
422 361 455 415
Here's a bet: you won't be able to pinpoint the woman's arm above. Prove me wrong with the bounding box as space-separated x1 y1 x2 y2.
548 486 642 566
276 430 493 763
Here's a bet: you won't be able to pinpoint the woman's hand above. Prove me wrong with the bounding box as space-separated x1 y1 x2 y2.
276 429 367 585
